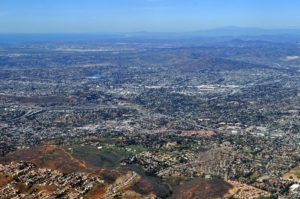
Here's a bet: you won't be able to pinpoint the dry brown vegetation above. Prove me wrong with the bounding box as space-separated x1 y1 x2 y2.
0 174 10 187
171 178 232 199
1 145 87 173
181 130 216 137
0 146 148 198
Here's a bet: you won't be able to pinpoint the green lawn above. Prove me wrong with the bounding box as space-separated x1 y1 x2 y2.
292 167 300 178
249 172 260 181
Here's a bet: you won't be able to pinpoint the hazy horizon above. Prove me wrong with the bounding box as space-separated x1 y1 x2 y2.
1 26 300 34
1 0 300 33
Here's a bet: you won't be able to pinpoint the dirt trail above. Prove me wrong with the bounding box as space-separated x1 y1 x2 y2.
58 146 88 169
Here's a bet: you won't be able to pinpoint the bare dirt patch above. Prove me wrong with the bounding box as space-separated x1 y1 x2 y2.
171 178 232 199
0 174 10 187
282 166 300 181
0 145 87 173
181 130 216 137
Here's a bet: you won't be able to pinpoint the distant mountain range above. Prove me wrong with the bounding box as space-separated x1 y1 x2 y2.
0 27 300 43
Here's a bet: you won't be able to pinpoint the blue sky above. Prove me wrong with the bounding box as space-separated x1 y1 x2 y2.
0 0 300 33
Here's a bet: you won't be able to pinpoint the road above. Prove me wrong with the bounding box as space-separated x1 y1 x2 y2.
104 171 139 199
